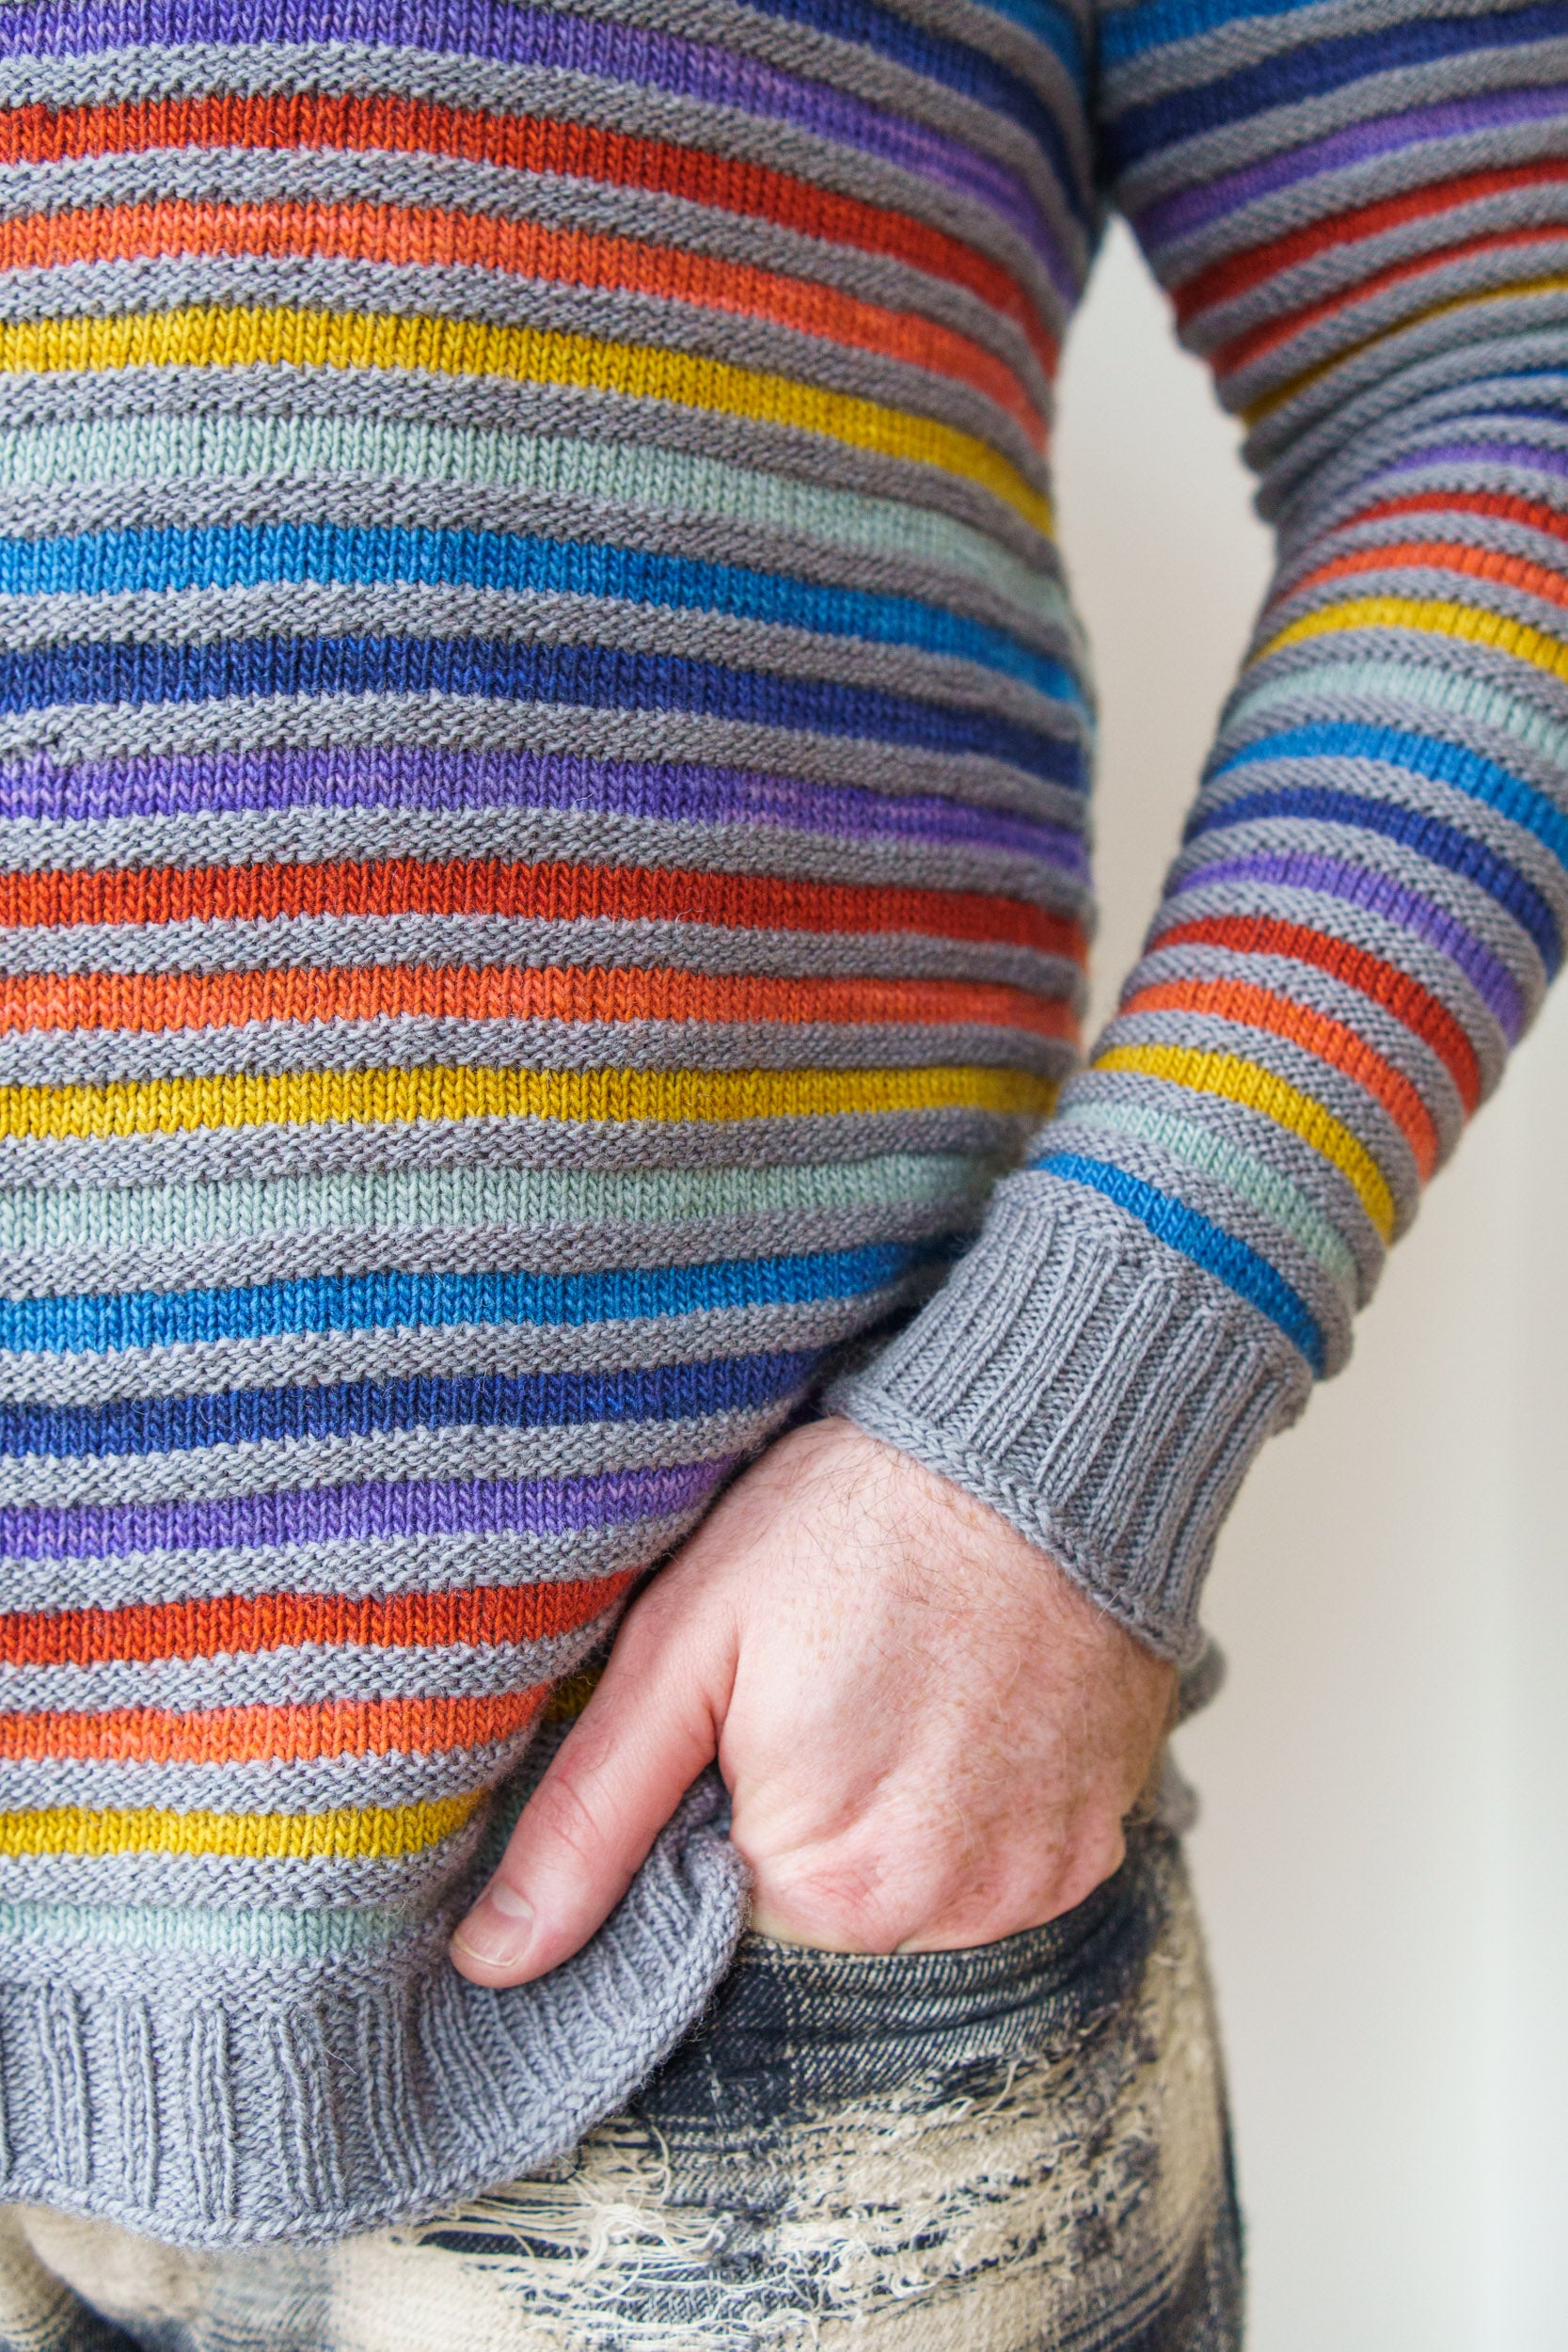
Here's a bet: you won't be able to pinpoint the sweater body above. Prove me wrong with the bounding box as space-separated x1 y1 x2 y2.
2 0 1566 2244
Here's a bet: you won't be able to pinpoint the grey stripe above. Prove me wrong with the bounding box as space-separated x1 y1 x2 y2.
0 689 1071 817
0 1400 792 1516
0 364 1056 568
0 255 1047 485
0 47 1062 313
0 1015 1073 1089
0 1107 1040 1193
0 1739 541 1817
0 808 1089 917
0 147 1059 394
0 912 1077 1000
0 1188 985 1304
0 1607 623 1719
0 1278 927 1404
0 1512 706 1618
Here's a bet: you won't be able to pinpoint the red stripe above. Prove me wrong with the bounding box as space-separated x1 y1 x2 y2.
1175 160 1568 324
1211 225 1568 378
0 94 1053 372
0 1573 633 1669
0 1685 549 1764
0 857 1083 959
1148 914 1481 1113
1119 975 1438 1178
1285 536 1568 610
1344 489 1568 548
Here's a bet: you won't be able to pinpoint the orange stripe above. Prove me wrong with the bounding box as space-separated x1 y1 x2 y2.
1119 977 1438 1177
1176 159 1568 323
1212 225 1568 377
0 200 1043 443
0 964 1078 1040
1289 537 1568 611
0 856 1083 960
0 1571 633 1670
0 95 1055 376
0 1685 549 1766
1150 914 1481 1113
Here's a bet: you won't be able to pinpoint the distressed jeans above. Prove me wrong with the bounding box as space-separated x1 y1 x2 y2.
0 1827 1242 2351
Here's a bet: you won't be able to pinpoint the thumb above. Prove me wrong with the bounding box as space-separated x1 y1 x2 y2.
450 1581 727 1986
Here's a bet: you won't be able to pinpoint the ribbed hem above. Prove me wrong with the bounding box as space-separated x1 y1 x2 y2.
0 1770 747 2249
830 1173 1312 1662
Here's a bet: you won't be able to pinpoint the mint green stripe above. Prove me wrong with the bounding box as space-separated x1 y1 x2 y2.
1229 660 1568 786
1049 1099 1360 1301
0 418 1063 622
0 1151 1004 1253
0 1895 407 1962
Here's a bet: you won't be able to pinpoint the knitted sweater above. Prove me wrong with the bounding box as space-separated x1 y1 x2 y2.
1 0 1564 2246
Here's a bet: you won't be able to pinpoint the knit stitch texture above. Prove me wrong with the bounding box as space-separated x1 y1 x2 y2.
0 0 1563 2245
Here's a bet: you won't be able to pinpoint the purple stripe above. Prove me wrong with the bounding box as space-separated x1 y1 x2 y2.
1139 85 1568 249
1372 437 1568 485
0 0 1063 277
0 745 1086 874
0 1456 733 1562
1170 851 1526 1037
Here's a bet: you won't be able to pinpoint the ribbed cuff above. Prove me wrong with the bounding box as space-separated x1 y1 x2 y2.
829 1172 1312 1662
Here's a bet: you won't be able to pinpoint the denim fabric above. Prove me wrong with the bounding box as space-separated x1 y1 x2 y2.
0 1831 1241 2351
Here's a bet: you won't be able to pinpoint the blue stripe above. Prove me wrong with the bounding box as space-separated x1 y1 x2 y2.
0 638 1082 788
1104 3 1566 170
0 526 1076 704
1185 782 1562 976
1212 721 1568 870
1035 1152 1325 1371
0 1243 932 1358
0 1350 821 1461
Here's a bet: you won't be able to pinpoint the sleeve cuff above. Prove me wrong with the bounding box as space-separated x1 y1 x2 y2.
827 1170 1313 1661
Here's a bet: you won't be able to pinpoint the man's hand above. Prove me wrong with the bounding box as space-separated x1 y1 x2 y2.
451 1417 1177 1982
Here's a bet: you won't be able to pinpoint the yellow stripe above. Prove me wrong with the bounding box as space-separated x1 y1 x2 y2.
1093 1043 1394 1239
1244 270 1568 422
1259 595 1568 683
0 307 1050 531
0 1063 1053 1140
0 1789 483 1862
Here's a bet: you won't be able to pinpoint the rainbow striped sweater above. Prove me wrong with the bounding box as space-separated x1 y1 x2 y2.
0 0 1563 2246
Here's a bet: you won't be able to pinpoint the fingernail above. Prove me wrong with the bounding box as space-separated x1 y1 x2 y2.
451 1878 534 1970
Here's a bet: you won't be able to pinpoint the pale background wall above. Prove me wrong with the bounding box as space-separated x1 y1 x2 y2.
1053 222 1568 2352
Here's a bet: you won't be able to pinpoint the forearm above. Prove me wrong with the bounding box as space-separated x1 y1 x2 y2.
840 0 1568 1656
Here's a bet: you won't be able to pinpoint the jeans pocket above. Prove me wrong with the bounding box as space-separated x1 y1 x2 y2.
634 1824 1167 2136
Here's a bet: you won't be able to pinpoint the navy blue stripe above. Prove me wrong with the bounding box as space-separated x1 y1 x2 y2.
1104 3 1568 172
0 1242 931 1357
0 1349 821 1461
0 638 1081 789
1186 784 1562 976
